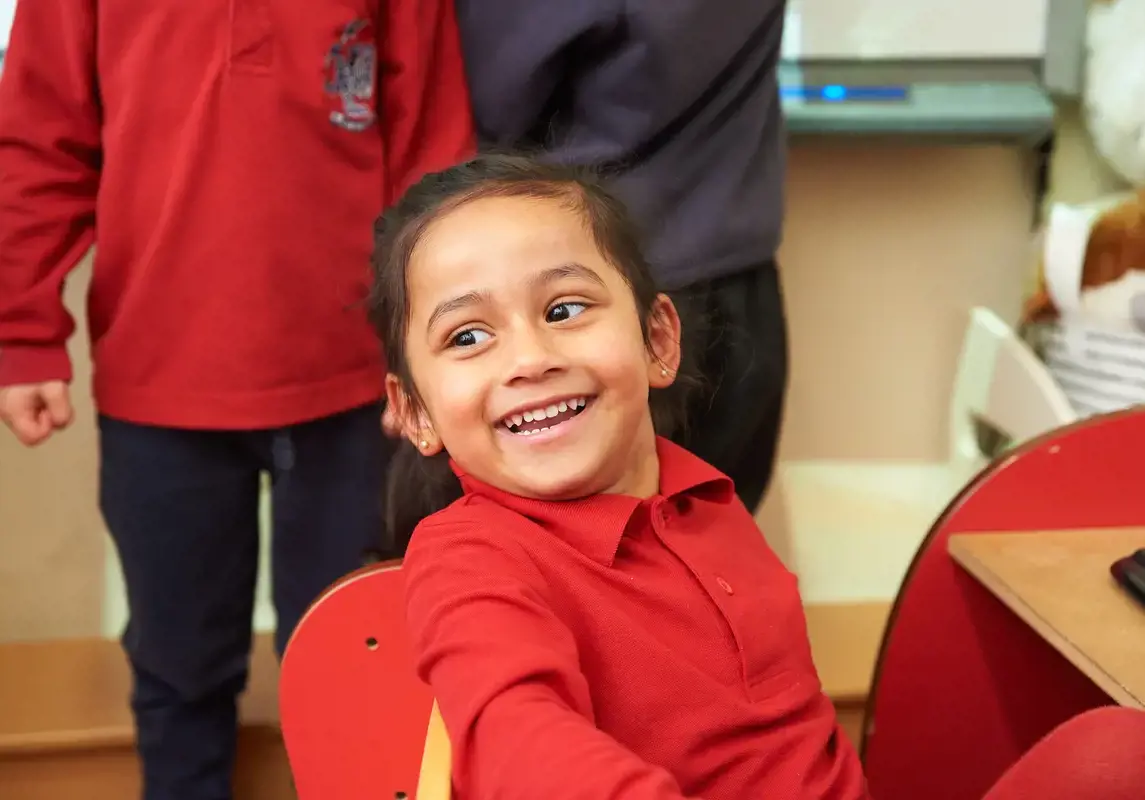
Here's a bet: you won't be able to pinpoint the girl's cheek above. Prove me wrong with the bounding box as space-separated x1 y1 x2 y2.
437 378 488 422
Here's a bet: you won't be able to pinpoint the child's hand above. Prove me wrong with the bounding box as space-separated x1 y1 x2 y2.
0 381 74 446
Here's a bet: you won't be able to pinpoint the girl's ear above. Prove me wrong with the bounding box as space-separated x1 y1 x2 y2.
647 293 683 389
384 374 444 456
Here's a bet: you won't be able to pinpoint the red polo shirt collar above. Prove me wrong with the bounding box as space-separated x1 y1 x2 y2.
450 437 735 567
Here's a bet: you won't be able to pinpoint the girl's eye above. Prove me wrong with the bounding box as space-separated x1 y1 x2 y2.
546 302 587 323
450 328 491 348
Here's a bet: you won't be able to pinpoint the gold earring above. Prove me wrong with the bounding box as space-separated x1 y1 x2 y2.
419 440 429 450
660 368 669 377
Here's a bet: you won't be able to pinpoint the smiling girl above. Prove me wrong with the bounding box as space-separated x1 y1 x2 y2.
367 155 1145 800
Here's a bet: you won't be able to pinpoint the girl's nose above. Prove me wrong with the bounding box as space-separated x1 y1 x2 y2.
506 325 563 382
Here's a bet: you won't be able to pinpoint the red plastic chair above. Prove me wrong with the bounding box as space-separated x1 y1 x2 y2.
862 409 1145 800
279 561 451 799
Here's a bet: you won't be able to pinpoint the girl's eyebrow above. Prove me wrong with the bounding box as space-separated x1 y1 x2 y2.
530 262 606 291
425 264 603 333
426 289 490 332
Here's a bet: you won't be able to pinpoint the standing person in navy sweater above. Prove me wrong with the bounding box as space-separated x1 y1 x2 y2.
0 2 472 798
454 0 789 511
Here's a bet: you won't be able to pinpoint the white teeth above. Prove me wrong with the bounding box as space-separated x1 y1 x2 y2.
500 396 591 432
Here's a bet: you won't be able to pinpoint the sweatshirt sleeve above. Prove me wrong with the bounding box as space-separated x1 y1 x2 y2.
378 0 475 205
453 0 590 147
0 0 101 387
404 518 699 800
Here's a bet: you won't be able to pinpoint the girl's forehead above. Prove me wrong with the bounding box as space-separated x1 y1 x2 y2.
410 196 601 283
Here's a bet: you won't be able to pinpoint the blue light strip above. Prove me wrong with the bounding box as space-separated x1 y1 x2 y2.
780 84 910 103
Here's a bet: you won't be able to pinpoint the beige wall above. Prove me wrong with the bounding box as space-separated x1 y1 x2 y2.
0 102 1129 642
0 254 105 640
756 99 1128 565
778 102 1126 465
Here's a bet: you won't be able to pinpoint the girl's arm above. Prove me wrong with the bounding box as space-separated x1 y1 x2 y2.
404 516 699 800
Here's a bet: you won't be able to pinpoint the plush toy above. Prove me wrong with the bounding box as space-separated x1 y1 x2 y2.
1023 191 1145 417
1023 190 1145 332
1085 0 1145 184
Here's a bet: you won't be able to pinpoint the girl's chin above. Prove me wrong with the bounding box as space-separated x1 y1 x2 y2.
500 453 614 502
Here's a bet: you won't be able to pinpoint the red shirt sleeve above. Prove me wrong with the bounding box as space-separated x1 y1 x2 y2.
378 0 475 205
0 0 101 387
404 516 700 800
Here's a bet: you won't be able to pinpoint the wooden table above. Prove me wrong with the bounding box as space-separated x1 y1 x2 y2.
949 528 1145 710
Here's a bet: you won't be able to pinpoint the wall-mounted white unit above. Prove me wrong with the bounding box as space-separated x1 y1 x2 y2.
779 0 1088 139
784 0 1050 61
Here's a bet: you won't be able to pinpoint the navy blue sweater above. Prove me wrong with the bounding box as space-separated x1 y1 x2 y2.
454 0 787 289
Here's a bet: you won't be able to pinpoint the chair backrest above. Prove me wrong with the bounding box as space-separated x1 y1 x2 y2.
862 409 1145 800
948 307 1076 475
279 562 437 799
418 703 453 799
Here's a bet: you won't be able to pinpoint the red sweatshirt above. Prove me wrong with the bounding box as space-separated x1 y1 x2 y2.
0 1 473 428
404 438 870 800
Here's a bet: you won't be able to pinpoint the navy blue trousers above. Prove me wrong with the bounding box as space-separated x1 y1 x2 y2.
98 404 392 800
670 262 787 511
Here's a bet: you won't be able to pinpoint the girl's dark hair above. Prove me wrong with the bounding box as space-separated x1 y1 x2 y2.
367 154 696 555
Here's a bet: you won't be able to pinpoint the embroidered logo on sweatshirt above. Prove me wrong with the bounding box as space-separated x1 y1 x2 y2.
324 20 377 132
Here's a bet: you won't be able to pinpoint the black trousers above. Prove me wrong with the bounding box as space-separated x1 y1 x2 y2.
98 403 392 800
669 262 788 511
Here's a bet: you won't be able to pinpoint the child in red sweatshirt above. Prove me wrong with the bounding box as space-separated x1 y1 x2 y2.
0 3 472 798
369 154 1145 799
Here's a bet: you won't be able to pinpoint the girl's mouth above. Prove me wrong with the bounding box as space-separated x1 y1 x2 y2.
500 396 593 436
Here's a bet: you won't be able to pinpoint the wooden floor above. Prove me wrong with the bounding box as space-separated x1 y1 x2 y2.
0 602 890 797
805 602 889 747
806 601 890 705
0 634 293 800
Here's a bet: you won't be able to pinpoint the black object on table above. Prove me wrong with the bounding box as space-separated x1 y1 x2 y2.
1110 549 1145 611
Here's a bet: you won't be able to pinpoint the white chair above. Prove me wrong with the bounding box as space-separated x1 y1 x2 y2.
782 307 1077 604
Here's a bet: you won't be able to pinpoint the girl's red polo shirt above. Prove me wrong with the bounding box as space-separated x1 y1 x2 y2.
404 437 870 800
